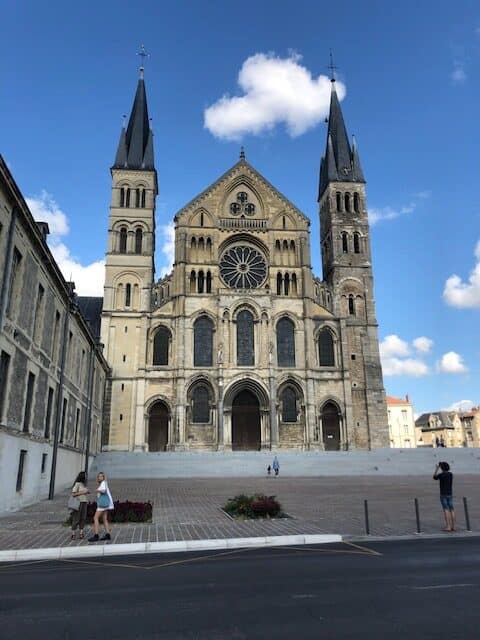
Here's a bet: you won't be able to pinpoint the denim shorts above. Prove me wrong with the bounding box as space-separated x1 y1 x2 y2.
440 495 454 511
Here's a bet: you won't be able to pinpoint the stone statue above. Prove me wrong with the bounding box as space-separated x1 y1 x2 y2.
268 341 274 364
218 342 224 364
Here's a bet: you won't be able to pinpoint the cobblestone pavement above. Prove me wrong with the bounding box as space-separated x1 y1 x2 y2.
0 476 479 550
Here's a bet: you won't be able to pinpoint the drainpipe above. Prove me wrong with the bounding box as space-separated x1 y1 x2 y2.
0 206 18 331
83 344 96 475
48 298 72 499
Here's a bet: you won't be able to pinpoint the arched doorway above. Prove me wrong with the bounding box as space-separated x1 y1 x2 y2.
322 402 341 451
148 401 169 452
232 390 261 450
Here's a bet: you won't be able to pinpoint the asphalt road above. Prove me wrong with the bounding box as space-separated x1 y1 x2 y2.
0 538 479 639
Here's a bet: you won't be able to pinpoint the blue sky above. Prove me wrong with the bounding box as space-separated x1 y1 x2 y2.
1 1 479 415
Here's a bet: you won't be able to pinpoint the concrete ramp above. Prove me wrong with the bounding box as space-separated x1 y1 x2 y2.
90 448 480 478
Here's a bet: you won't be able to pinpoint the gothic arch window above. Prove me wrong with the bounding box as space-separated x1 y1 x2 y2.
345 193 351 213
125 188 131 208
206 237 212 259
353 233 361 254
354 193 360 213
277 317 296 367
153 327 171 365
281 386 298 422
348 295 356 316
141 188 146 208
277 272 283 295
290 240 295 262
236 309 254 366
284 273 290 296
191 384 211 423
318 328 335 367
291 273 298 295
119 227 127 254
135 228 143 254
200 211 204 227
135 189 140 208
190 270 196 293
120 188 125 208
125 283 131 307
194 315 214 367
336 192 342 212
341 232 348 253
198 270 205 293
206 271 212 293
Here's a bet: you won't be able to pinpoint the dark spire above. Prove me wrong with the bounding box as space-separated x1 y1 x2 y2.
113 71 155 170
240 146 245 161
318 80 365 199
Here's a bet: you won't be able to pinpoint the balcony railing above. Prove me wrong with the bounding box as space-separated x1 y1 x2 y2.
219 218 267 230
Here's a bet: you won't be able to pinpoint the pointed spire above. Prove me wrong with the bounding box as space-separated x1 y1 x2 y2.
239 146 245 161
113 67 155 170
318 78 365 198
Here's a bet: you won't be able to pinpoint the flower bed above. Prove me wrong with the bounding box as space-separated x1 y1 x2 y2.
66 500 153 525
223 494 283 519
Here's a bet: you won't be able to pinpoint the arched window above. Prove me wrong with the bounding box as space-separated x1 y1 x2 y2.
135 189 140 208
281 387 297 422
125 188 131 208
277 317 295 367
198 270 205 293
237 310 254 366
116 283 124 308
206 271 212 293
318 329 335 366
135 228 143 254
192 385 210 423
284 273 290 296
348 295 355 316
190 270 196 293
292 273 298 295
345 193 351 213
354 193 360 213
200 212 204 227
282 216 286 230
153 327 170 365
141 189 146 208
277 273 283 295
120 188 125 207
342 232 348 253
125 283 131 307
194 315 213 366
353 233 361 254
119 227 127 254
336 192 342 212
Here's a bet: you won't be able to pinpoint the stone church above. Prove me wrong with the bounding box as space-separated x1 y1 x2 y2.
100 66 389 453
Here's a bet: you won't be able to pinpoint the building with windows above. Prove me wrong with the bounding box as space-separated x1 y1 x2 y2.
0 156 109 513
98 66 388 453
386 395 416 448
459 407 480 447
415 412 465 448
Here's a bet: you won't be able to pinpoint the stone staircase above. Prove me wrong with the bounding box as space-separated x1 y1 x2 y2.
90 447 480 478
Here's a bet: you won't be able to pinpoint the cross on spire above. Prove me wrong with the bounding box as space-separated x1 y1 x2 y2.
327 50 338 82
137 44 150 78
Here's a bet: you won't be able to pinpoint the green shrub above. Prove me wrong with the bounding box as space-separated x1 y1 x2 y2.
224 494 282 519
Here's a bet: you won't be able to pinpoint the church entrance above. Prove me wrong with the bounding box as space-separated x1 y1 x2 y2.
322 402 341 451
232 390 261 451
148 401 169 451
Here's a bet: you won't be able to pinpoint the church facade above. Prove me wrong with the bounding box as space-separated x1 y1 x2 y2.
100 68 389 453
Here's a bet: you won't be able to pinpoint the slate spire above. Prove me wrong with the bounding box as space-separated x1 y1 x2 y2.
113 68 155 170
318 79 364 199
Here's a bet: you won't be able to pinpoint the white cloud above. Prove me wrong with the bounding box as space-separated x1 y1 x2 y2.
157 222 175 277
414 190 431 199
437 351 468 374
204 52 344 140
451 65 467 84
26 190 69 236
413 337 434 354
379 335 410 358
380 334 429 377
28 190 105 296
369 203 415 225
444 399 475 412
443 240 480 308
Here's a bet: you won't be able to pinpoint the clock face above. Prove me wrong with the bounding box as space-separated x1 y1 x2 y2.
219 245 267 289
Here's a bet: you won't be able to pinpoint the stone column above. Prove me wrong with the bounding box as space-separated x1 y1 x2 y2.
217 373 224 450
269 375 278 448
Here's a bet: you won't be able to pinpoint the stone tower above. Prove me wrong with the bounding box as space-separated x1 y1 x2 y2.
318 79 389 448
101 66 158 449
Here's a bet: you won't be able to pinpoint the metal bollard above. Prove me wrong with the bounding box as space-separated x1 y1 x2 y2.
463 497 471 532
414 497 421 534
364 499 370 535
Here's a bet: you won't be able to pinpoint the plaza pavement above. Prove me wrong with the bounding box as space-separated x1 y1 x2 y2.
0 475 479 553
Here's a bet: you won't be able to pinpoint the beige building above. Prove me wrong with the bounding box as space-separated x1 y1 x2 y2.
415 412 465 448
99 68 389 453
459 407 480 447
0 156 108 512
386 395 416 448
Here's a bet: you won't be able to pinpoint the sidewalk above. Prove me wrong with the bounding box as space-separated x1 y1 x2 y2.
0 476 478 557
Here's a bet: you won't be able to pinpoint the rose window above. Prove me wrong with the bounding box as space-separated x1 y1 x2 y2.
219 245 267 289
229 191 256 216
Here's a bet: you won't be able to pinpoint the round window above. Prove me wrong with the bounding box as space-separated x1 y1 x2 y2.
219 246 267 289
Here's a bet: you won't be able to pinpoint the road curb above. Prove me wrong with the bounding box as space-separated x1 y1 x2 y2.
0 533 343 563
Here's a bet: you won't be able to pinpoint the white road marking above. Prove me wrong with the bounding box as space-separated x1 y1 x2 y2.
412 583 476 590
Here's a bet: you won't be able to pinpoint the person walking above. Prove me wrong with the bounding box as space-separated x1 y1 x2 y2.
433 461 455 532
70 471 89 540
272 456 280 477
88 472 114 542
